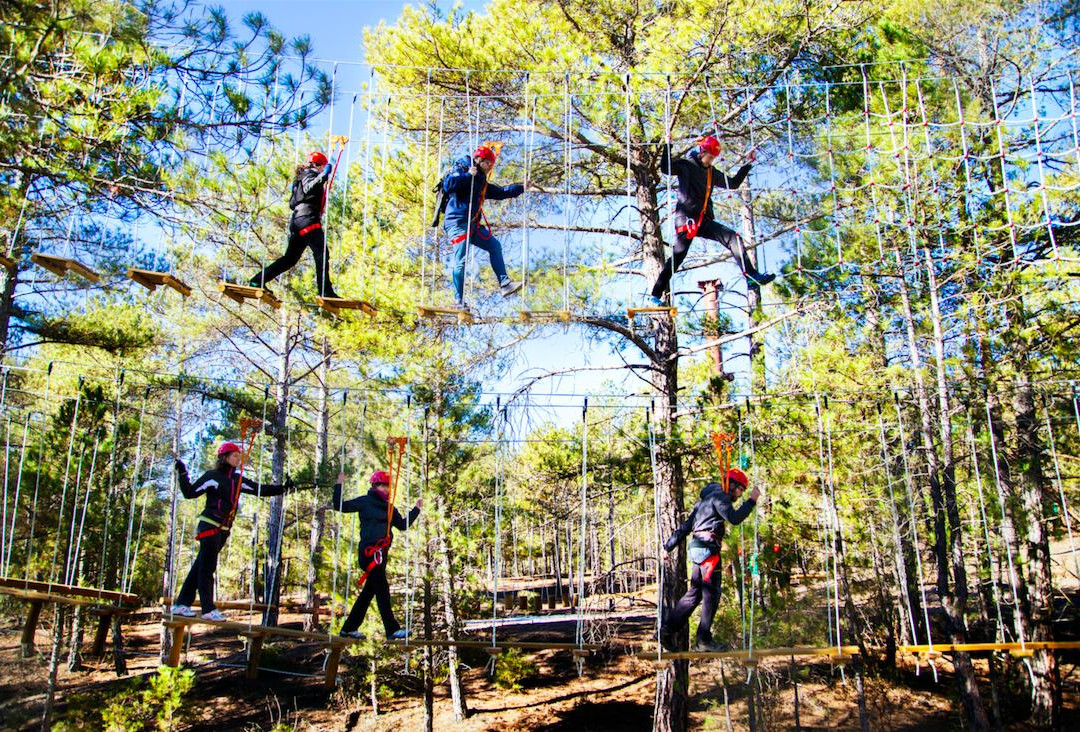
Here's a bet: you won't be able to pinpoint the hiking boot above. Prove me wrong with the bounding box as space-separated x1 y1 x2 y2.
499 278 523 297
340 630 365 640
201 609 227 622
169 604 196 618
746 272 775 287
693 638 730 653
320 291 342 301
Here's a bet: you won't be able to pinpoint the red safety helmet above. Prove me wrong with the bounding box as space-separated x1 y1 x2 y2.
698 135 721 157
308 151 329 166
217 441 241 456
370 470 390 486
726 467 748 489
473 145 497 163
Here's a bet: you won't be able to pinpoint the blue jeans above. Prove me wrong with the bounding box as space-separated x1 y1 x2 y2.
449 226 508 302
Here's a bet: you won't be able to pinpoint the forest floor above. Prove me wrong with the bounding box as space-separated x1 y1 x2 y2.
1 601 1078 731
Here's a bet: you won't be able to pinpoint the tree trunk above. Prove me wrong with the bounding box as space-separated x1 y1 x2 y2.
304 337 331 632
41 605 66 730
897 249 988 729
160 381 184 664
262 315 293 628
1012 370 1059 728
0 248 20 354
421 413 434 732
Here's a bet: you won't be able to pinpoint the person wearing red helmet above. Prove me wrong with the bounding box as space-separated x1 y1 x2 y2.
649 134 774 305
248 150 341 298
659 467 761 652
332 469 422 640
171 441 307 621
435 144 525 310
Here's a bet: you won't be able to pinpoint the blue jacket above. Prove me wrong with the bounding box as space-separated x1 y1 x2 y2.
441 156 524 239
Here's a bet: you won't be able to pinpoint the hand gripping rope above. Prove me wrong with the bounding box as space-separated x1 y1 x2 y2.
705 431 736 584
356 436 408 589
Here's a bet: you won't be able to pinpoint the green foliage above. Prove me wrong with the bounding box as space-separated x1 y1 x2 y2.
54 666 195 732
493 648 538 691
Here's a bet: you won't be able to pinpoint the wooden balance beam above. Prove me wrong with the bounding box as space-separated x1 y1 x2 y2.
30 253 100 282
162 615 357 689
417 305 474 325
518 309 573 323
0 583 137 658
218 282 282 309
627 306 677 319
316 297 376 316
127 268 192 297
0 576 139 605
0 254 16 271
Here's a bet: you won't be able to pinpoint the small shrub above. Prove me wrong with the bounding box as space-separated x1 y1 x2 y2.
54 666 195 731
493 648 537 691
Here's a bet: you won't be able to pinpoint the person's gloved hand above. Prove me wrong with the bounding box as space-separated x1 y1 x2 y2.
284 475 295 491
174 459 186 474
750 486 762 502
324 163 333 175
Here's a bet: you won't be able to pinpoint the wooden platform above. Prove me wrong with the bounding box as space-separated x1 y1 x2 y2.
128 268 192 297
218 282 281 309
30 253 100 282
417 305 474 325
518 309 572 323
316 296 376 316
0 577 138 660
627 306 677 319
0 254 16 271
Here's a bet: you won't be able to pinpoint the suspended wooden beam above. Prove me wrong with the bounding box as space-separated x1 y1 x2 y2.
0 576 139 605
0 254 16 272
218 282 281 310
519 309 572 323
127 268 192 297
30 252 100 282
417 305 474 325
316 296 376 316
627 305 677 319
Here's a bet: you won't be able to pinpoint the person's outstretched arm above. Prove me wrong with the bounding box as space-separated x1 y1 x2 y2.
717 163 752 190
663 506 698 552
485 182 524 200
299 165 332 194
718 488 760 525
391 499 423 530
175 460 211 500
331 473 364 513
239 475 294 497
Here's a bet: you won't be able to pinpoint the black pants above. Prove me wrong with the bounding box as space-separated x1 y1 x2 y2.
341 562 400 636
651 219 761 299
176 523 229 613
665 560 722 643
250 223 337 297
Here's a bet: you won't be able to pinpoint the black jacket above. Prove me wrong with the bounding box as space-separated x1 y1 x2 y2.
176 463 287 531
289 165 332 230
664 481 756 552
332 484 421 554
659 146 751 228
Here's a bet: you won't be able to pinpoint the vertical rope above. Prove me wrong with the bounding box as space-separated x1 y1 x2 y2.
3 412 30 575
647 406 662 660
521 74 533 309
492 397 503 654
876 405 919 646
48 382 82 585
120 387 149 595
967 421 1007 642
1043 397 1079 580
421 72 432 307
624 73 634 311
563 73 572 312
575 398 589 659
25 363 53 576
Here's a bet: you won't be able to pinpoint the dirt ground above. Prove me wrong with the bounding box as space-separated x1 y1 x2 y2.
3 605 1078 731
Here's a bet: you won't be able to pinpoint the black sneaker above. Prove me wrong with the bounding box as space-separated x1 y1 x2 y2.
746 272 775 287
693 638 730 653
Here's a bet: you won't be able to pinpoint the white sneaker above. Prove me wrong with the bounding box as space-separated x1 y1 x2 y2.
500 279 523 297
201 609 227 622
170 604 196 618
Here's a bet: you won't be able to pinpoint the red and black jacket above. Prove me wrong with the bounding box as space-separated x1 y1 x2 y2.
659 145 751 231
176 462 287 532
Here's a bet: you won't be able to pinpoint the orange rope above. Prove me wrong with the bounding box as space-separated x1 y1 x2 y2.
384 437 408 536
711 432 735 492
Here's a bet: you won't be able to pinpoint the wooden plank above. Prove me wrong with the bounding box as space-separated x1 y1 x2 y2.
91 615 110 657
324 644 343 690
246 635 265 680
387 638 601 651
518 310 572 323
128 268 192 297
218 282 280 309
167 625 185 667
162 616 346 643
316 297 375 316
0 254 16 272
21 600 43 657
417 305 474 325
30 253 100 282
0 576 138 605
627 306 677 318
65 259 101 282
161 597 332 616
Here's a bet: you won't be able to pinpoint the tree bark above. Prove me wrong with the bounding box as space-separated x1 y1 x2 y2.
262 314 293 628
304 337 331 632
